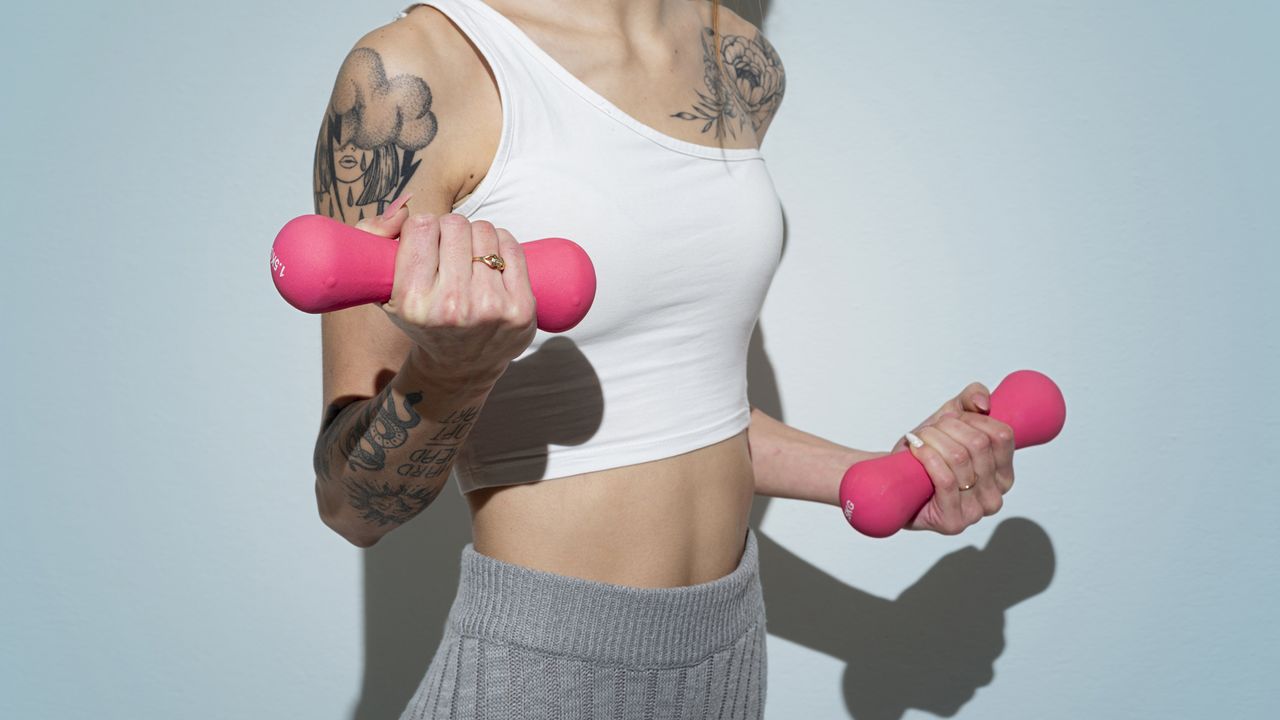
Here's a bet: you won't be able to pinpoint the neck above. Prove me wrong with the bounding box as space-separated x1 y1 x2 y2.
510 0 683 37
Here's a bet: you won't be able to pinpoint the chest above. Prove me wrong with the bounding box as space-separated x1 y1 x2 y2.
493 9 762 152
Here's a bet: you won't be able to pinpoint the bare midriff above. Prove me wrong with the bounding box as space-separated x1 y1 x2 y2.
465 429 755 588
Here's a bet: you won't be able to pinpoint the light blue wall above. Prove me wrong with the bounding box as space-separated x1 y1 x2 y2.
2 1 1275 718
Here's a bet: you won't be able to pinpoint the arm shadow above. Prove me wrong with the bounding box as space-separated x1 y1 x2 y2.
346 203 1058 720
746 204 1058 719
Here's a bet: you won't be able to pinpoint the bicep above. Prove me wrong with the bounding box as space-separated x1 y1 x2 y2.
312 29 471 421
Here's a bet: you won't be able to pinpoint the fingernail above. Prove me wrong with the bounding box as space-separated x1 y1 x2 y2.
381 192 413 220
904 431 924 449
975 395 990 412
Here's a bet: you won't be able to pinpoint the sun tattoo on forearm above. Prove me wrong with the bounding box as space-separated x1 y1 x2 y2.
672 27 786 140
313 47 438 222
342 478 442 527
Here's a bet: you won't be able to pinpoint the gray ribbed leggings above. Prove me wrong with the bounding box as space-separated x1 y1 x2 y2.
399 527 767 719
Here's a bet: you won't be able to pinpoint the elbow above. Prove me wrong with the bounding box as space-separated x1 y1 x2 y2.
320 505 382 548
342 530 381 549
315 478 382 548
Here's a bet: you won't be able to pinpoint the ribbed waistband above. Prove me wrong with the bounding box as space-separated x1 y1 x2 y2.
444 527 763 669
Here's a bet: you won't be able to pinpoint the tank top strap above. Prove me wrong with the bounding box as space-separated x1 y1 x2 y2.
396 0 525 89
396 0 546 214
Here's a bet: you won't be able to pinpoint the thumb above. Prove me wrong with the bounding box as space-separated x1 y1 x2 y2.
355 192 414 238
957 381 992 414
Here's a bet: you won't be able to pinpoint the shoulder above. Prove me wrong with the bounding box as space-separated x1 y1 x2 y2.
336 7 496 137
313 7 500 218
340 6 481 94
709 3 773 44
702 3 787 139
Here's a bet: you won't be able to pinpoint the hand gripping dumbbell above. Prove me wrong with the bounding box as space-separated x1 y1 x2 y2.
269 214 597 332
840 369 1066 538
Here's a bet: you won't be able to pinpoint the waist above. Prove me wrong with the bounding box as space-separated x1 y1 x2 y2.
465 430 755 588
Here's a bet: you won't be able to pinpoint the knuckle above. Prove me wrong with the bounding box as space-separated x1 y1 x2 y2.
995 425 1014 445
407 213 437 232
475 291 505 321
471 219 496 235
968 433 991 451
949 449 970 466
504 300 533 326
401 293 431 325
434 290 464 325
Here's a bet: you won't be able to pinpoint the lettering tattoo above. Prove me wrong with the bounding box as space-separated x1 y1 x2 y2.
342 477 441 527
313 46 438 222
672 27 786 140
338 404 482 526
395 406 480 479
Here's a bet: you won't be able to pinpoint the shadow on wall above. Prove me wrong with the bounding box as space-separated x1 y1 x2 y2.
349 3 1054 716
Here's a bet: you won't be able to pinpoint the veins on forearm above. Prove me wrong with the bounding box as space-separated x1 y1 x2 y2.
671 27 785 140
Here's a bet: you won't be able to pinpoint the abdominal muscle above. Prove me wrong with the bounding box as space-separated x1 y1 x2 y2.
464 429 755 589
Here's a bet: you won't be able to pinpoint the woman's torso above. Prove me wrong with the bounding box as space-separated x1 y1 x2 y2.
400 0 772 588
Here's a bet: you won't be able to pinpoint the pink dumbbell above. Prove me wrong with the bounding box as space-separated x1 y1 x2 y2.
269 214 597 333
839 369 1066 538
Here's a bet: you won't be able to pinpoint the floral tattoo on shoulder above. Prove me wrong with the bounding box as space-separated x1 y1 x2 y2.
672 27 786 140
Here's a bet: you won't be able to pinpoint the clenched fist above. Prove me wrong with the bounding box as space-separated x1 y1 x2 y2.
354 201 537 386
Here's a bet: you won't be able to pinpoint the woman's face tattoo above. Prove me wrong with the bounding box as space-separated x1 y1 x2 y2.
314 47 438 222
331 120 372 185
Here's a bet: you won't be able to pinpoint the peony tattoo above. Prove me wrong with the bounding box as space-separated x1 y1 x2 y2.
672 27 786 140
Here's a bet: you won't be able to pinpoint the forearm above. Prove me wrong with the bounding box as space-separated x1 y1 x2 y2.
746 406 889 506
313 348 504 547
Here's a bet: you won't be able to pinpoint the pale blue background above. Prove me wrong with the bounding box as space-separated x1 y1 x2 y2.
2 1 1275 718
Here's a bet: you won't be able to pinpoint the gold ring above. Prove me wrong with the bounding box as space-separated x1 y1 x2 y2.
472 253 505 271
959 482 975 491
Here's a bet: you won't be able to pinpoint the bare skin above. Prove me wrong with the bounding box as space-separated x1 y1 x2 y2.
313 0 1015 583
321 0 780 587
467 432 758 587
436 0 769 587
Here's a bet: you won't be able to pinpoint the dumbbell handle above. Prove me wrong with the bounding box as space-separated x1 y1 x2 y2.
839 369 1066 538
269 214 597 333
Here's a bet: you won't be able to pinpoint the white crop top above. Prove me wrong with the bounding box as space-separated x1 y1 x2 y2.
396 0 785 494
